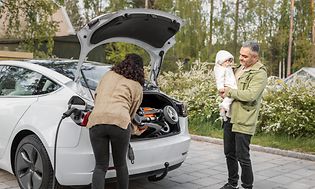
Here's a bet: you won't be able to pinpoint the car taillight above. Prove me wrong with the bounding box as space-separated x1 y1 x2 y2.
81 111 91 127
176 102 188 117
70 110 91 127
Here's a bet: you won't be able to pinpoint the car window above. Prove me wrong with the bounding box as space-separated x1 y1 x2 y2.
36 61 110 91
0 66 60 96
33 76 61 95
80 65 110 90
0 66 15 95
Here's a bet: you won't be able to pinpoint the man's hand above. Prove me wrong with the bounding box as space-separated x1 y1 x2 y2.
224 87 230 98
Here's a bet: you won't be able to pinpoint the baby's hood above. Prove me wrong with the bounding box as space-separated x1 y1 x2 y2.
215 50 234 65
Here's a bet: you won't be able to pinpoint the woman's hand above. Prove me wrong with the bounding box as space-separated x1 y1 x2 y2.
131 123 148 136
137 126 148 135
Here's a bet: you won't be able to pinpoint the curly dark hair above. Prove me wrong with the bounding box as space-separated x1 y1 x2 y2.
111 53 145 86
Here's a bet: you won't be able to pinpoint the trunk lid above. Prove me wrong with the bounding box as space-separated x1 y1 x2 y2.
75 8 183 86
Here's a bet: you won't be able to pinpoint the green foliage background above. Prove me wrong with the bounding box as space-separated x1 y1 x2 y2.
158 60 219 123
258 78 315 137
1 0 314 76
158 61 315 138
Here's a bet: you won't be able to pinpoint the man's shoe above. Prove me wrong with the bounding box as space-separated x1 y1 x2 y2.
220 183 239 189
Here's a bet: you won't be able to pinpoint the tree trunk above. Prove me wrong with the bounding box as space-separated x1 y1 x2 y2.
234 0 239 56
311 0 315 44
287 0 294 76
311 0 315 66
209 0 214 56
145 0 148 8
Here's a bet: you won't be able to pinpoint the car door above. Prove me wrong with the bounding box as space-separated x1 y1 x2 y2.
0 65 40 157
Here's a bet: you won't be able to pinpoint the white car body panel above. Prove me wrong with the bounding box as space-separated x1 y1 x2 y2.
53 117 189 185
15 88 83 148
0 97 37 157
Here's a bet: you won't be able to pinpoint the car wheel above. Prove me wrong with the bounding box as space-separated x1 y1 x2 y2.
14 134 61 189
163 105 179 124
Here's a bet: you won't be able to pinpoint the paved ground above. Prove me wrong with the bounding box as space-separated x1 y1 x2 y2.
1 139 315 189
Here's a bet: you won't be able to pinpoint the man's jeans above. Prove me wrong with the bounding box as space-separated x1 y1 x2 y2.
223 119 253 189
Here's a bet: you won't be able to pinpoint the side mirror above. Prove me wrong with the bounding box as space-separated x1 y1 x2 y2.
68 96 86 111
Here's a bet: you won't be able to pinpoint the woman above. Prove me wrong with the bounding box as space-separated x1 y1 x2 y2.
87 53 146 189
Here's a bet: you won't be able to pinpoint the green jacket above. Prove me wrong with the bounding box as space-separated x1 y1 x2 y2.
226 62 267 135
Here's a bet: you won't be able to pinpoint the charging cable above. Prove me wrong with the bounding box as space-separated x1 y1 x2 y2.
52 108 78 189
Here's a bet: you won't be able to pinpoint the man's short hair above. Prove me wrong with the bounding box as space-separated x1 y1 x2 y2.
242 40 260 54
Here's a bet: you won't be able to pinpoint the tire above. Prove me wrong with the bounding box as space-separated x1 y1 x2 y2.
163 106 179 125
14 134 61 189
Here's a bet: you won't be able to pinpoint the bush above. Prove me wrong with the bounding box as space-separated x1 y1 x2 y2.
157 63 315 138
258 78 315 138
158 60 220 124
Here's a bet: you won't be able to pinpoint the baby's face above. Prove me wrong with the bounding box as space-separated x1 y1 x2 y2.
222 59 233 67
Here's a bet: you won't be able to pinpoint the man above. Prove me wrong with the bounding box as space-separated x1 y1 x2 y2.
220 41 267 189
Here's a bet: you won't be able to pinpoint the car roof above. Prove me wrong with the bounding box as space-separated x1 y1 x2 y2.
0 60 73 84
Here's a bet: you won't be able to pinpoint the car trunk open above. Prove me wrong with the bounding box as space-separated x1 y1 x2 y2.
37 9 185 140
31 60 185 140
131 91 181 140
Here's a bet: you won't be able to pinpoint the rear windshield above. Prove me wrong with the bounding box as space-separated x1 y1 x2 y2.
33 60 111 90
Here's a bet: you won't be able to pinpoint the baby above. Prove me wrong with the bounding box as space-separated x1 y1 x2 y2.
214 50 237 121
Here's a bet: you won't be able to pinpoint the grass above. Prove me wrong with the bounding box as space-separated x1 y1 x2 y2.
189 118 315 155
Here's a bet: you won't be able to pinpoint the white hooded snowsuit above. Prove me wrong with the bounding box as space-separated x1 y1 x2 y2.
214 50 237 119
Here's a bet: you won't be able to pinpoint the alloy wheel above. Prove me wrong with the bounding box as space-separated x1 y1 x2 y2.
16 143 43 189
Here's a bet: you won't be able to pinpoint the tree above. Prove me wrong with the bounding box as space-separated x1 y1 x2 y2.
174 0 206 61
153 0 173 10
82 0 112 21
233 0 239 56
208 0 214 57
252 0 280 75
287 0 294 76
292 0 314 70
64 0 84 31
212 1 234 56
312 0 315 66
75 0 313 75
0 0 62 57
131 0 154 8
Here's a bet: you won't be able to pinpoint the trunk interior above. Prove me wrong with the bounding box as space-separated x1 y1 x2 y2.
131 92 181 140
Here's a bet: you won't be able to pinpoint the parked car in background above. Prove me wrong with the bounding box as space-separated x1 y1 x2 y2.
0 8 190 188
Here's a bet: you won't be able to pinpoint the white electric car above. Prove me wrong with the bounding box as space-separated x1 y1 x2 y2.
0 8 190 188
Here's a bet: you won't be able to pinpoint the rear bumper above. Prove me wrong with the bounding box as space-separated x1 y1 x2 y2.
50 128 190 186
59 162 183 188
107 161 183 183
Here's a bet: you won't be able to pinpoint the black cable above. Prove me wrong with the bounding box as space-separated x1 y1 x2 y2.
52 117 63 189
52 108 78 188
